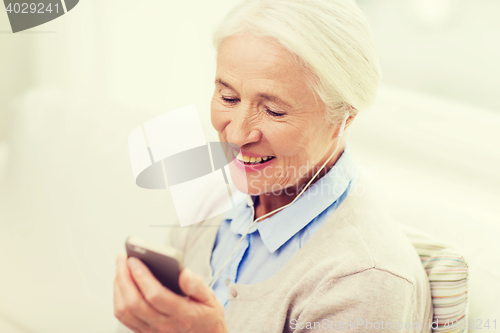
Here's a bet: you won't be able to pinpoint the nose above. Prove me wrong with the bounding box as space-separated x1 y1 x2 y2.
225 103 262 148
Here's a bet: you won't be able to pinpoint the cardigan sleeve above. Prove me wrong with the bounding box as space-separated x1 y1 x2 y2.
291 268 430 333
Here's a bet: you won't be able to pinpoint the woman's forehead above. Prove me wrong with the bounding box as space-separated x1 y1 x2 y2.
216 33 313 102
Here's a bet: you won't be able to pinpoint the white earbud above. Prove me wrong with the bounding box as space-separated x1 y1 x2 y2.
338 112 349 138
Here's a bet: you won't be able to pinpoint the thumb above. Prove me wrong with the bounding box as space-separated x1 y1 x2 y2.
179 268 214 304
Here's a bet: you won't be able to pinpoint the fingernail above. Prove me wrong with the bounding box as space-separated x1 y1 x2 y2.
128 257 139 271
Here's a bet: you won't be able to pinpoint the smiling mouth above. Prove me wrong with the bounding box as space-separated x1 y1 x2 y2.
232 150 275 165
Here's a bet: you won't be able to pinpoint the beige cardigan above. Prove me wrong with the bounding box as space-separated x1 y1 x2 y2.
167 183 433 333
116 182 433 332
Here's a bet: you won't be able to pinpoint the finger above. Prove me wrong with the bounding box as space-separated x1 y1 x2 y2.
114 274 150 332
127 257 189 316
116 254 165 326
179 268 216 304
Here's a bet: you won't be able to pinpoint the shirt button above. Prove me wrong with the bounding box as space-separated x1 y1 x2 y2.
225 278 230 286
230 287 238 298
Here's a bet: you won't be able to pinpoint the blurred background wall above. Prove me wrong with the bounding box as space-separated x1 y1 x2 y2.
0 0 499 332
359 0 500 111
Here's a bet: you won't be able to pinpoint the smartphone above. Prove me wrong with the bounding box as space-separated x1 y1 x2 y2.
125 236 185 296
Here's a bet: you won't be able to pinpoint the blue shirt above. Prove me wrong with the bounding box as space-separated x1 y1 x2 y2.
210 142 357 310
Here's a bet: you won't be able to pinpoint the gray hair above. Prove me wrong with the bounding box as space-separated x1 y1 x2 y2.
213 0 381 123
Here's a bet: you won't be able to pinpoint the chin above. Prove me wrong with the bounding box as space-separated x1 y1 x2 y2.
227 161 262 196
236 184 263 196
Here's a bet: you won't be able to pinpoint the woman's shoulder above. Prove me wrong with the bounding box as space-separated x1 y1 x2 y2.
307 179 428 286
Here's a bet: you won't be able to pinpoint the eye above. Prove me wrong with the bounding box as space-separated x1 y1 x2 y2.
266 108 285 117
221 96 239 104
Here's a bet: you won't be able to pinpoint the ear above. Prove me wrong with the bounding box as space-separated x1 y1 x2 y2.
344 105 358 130
331 114 356 139
344 114 356 130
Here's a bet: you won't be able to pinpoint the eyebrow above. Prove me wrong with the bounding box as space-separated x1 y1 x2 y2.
215 78 292 108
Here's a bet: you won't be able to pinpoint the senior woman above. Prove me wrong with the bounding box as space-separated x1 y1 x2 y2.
114 0 433 332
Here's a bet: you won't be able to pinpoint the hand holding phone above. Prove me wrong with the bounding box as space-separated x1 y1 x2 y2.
125 236 185 296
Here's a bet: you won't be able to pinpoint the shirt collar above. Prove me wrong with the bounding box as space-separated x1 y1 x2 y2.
223 142 357 253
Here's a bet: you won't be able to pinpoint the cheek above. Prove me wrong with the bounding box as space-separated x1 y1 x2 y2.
266 126 310 160
210 98 228 134
266 127 326 172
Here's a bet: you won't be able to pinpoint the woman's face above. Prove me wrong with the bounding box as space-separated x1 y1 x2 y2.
211 32 339 196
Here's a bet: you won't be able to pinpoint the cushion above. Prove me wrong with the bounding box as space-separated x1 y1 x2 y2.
400 224 469 333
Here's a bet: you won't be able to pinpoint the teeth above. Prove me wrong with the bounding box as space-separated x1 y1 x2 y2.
235 152 274 164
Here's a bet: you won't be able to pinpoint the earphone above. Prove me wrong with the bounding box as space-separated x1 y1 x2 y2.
208 112 350 288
